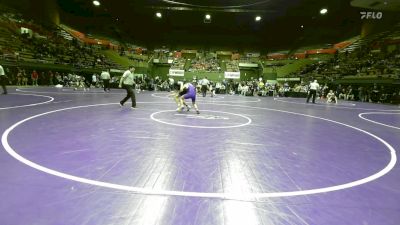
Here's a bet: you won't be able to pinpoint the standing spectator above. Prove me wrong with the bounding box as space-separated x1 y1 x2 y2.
335 84 342 96
168 77 174 91
16 70 22 86
321 83 329 99
119 66 136 109
48 71 54 86
100 69 111 92
370 84 380 103
22 70 28 86
40 72 46 85
306 80 320 104
31 70 39 86
55 72 62 85
92 73 97 87
0 64 7 94
358 86 366 102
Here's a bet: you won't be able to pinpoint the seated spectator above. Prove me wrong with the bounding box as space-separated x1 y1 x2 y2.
338 88 346 99
326 90 338 104
346 86 354 100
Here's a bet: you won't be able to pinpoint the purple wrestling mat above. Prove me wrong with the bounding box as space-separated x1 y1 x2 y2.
1 87 399 225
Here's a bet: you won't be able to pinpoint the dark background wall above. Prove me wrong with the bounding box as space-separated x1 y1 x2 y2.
0 0 59 25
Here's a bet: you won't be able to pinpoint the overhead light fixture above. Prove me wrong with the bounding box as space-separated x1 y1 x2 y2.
156 12 162 18
301 25 304 28
204 14 211 23
93 0 100 6
320 8 328 15
255 16 261 21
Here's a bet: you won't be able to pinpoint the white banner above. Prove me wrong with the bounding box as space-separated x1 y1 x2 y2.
277 77 301 81
169 69 185 76
110 69 125 73
224 71 240 79
246 52 260 57
239 63 258 67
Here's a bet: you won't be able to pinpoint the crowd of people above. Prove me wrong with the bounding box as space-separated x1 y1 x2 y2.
297 48 400 81
188 57 221 73
0 6 399 105
0 11 120 70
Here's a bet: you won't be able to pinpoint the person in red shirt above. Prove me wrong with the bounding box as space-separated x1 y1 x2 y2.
31 70 39 86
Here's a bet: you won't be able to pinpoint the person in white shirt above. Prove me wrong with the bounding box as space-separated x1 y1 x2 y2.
306 80 320 104
168 77 174 91
92 74 98 87
100 69 111 92
326 90 338 104
200 77 210 97
0 65 7 94
119 66 136 108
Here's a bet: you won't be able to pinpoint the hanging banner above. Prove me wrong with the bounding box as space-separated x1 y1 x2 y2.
246 52 260 58
277 77 301 81
239 63 258 67
169 69 185 76
224 71 240 79
110 69 125 73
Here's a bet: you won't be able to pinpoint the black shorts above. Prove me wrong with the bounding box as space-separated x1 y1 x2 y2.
178 88 188 96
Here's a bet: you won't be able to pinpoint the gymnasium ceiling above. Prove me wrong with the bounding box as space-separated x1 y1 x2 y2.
351 0 400 11
3 0 400 50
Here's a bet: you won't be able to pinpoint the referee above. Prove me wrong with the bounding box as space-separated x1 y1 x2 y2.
100 68 111 92
119 66 136 108
306 80 320 104
200 76 210 97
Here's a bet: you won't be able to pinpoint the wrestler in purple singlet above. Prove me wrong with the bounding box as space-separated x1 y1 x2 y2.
183 83 196 103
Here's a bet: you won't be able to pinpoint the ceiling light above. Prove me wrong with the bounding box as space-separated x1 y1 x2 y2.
205 14 211 20
93 0 100 6
320 8 328 15
301 25 304 28
156 12 162 18
255 16 261 21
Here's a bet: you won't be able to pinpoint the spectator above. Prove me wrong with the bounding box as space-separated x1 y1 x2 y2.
31 70 39 86
0 64 8 94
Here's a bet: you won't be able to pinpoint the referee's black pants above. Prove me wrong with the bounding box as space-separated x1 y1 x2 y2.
307 89 317 103
0 76 7 94
120 84 136 107
103 79 110 91
201 85 208 97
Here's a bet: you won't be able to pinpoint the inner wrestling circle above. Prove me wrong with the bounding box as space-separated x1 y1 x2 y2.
150 109 252 128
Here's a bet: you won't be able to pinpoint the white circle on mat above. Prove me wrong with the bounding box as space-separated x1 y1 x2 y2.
1 102 397 201
0 93 54 110
359 112 400 130
150 110 252 128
